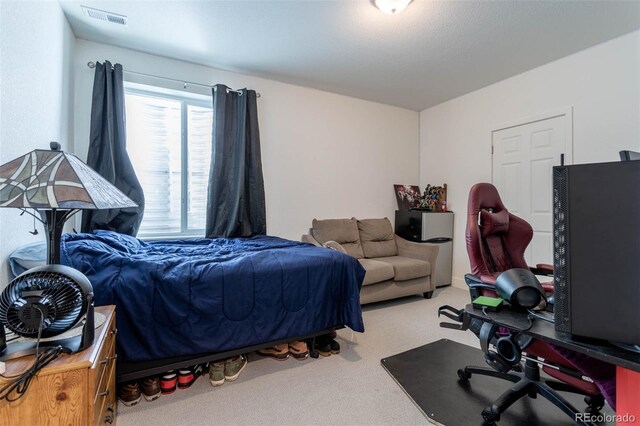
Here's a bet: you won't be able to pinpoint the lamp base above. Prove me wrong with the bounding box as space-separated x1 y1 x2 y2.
39 209 78 265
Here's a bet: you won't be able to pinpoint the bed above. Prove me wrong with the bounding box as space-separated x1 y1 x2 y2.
60 230 365 380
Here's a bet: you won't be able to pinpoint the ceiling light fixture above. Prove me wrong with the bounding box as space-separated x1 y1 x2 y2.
371 0 413 15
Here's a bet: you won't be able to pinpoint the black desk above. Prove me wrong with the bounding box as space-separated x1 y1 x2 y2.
464 304 640 422
464 304 640 373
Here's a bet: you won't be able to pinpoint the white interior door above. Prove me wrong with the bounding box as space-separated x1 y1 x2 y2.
492 111 572 266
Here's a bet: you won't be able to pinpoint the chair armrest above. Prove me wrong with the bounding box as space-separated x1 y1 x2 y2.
464 274 498 300
464 274 497 290
530 263 554 276
302 234 321 247
541 283 555 294
323 240 347 254
480 275 497 285
529 264 554 294
395 236 439 283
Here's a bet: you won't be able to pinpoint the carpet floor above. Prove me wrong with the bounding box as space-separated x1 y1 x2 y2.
116 286 484 425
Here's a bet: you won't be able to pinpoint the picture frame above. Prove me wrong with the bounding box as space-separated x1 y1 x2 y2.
394 184 421 210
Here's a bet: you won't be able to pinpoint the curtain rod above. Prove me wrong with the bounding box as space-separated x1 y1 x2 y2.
86 61 261 97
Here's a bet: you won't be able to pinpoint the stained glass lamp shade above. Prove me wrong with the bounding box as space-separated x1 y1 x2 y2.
0 143 137 263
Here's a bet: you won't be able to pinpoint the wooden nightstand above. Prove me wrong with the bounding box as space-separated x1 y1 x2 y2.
0 305 117 425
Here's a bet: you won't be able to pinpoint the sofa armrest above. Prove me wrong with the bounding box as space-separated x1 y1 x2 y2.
395 236 439 287
302 234 322 247
323 240 347 254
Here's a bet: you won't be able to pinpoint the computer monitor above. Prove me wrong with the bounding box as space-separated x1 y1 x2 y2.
619 150 640 161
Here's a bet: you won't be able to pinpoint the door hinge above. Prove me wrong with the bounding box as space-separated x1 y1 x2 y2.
491 145 494 155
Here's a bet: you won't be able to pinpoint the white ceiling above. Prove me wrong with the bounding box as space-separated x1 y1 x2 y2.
59 0 640 111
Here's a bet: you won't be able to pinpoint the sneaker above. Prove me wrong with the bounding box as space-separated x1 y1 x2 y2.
209 361 225 387
313 336 332 357
140 377 161 402
118 382 142 406
160 371 177 395
329 338 340 354
193 363 207 378
177 368 196 389
256 343 289 360
224 355 248 381
288 341 309 361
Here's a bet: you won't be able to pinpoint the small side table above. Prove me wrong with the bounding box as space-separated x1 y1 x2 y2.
0 305 117 425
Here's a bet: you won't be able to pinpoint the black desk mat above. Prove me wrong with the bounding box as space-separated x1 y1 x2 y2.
381 339 614 425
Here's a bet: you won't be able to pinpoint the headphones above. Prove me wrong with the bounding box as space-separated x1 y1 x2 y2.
480 322 534 373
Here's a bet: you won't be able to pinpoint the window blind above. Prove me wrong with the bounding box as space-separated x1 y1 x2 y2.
125 89 212 237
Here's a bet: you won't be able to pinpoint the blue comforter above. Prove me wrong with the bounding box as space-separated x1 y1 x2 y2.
61 231 365 362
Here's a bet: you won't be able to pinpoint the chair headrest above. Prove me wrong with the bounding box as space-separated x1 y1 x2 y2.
479 209 510 237
467 183 507 215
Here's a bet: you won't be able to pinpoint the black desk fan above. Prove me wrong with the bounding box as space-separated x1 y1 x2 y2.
0 264 94 360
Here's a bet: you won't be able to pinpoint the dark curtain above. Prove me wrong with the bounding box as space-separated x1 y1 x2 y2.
205 84 266 238
81 61 145 236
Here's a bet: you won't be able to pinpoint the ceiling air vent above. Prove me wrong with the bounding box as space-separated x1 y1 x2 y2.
81 6 127 25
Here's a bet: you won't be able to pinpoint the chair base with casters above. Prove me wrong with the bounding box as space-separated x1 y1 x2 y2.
439 305 605 426
458 358 604 425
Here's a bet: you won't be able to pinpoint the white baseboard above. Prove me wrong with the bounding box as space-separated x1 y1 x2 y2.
451 276 466 290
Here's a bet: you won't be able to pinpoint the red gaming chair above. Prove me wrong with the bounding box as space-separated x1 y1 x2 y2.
460 183 609 424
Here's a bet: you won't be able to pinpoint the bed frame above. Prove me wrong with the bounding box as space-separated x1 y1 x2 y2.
116 326 341 383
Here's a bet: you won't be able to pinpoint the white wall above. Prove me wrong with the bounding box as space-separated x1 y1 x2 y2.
420 30 640 288
73 40 420 241
0 1 76 284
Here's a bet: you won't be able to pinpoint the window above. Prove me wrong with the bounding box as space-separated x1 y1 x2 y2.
125 84 213 237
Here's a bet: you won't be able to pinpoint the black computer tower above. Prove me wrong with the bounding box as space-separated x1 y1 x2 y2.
553 160 640 344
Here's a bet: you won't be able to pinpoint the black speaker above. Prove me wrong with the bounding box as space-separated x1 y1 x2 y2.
552 161 640 344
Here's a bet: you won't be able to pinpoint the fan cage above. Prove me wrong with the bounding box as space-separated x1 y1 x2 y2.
0 268 89 338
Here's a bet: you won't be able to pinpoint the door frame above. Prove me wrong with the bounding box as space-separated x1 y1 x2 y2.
489 107 574 182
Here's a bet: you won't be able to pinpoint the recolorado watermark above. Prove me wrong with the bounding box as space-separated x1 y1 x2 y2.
575 412 636 423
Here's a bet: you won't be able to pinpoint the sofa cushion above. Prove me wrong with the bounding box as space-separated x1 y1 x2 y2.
312 218 364 259
358 258 395 286
374 255 431 282
357 218 398 258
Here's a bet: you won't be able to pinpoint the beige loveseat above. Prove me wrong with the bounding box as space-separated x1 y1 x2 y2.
302 218 439 305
